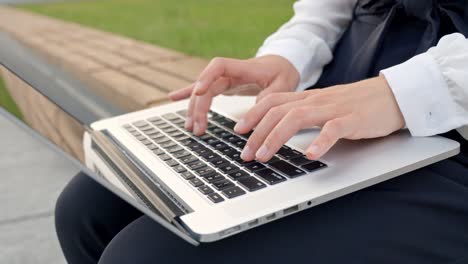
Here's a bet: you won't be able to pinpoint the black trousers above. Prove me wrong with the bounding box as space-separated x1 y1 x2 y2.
55 152 468 264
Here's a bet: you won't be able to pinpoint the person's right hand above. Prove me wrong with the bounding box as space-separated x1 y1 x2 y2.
168 55 300 136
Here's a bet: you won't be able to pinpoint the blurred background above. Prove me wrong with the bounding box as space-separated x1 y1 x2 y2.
0 0 293 263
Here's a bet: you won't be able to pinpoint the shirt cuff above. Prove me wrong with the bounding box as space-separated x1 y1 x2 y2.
381 52 460 137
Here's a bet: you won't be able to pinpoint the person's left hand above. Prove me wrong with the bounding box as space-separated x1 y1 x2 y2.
234 75 406 162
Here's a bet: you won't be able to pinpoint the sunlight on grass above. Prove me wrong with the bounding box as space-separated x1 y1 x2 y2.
20 0 294 59
0 76 23 120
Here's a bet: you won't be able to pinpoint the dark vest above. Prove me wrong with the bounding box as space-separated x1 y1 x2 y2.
309 0 468 153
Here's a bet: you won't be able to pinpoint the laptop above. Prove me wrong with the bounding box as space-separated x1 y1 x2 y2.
0 39 460 246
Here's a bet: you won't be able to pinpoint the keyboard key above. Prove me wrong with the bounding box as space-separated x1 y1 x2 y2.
210 157 229 167
187 142 204 151
180 138 196 146
217 130 233 139
203 173 225 183
212 179 235 191
133 120 148 127
207 193 224 203
176 110 188 117
238 177 267 191
135 135 146 141
193 147 211 156
301 161 327 172
194 167 216 177
222 186 246 198
255 168 286 185
198 185 214 195
140 126 154 132
244 162 266 172
187 161 206 170
219 147 237 156
219 119 236 130
180 171 195 180
189 178 204 187
154 136 170 144
226 135 242 143
140 139 152 145
232 140 246 149
239 131 253 139
147 116 162 122
266 156 281 164
219 163 240 174
277 147 302 160
179 155 198 164
167 146 184 154
200 152 219 161
165 159 179 167
212 142 229 151
173 150 191 159
290 156 313 166
227 170 250 180
153 149 165 155
149 134 165 140
162 113 180 121
159 154 172 161
269 160 306 178
147 144 158 150
173 165 187 173
142 128 158 134
160 141 177 149
210 127 224 134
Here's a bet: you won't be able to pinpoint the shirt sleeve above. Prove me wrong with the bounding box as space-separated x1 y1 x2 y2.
381 33 468 139
256 0 357 91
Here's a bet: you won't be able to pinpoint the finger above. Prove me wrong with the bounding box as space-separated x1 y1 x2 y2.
240 101 300 161
255 80 289 103
194 57 264 96
192 78 230 136
234 92 306 134
255 106 333 162
185 88 198 131
168 84 194 101
305 115 356 160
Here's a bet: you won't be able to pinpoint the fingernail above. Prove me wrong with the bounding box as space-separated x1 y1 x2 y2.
185 117 192 130
256 145 269 160
194 81 203 93
241 145 253 160
234 118 247 132
307 144 321 156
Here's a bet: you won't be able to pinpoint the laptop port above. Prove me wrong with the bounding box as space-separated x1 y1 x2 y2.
265 213 276 221
283 205 299 215
248 219 259 227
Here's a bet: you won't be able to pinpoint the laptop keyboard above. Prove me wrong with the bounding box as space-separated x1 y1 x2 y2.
122 110 327 204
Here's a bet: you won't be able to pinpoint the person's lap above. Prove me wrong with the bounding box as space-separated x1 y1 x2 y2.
56 154 468 264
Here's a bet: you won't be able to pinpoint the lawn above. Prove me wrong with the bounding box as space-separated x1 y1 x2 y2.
2 0 294 118
0 76 23 120
20 0 295 59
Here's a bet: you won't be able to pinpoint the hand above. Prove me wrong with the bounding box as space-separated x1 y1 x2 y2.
168 55 300 136
233 75 406 162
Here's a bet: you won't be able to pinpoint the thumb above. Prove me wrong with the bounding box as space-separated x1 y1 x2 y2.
305 115 355 160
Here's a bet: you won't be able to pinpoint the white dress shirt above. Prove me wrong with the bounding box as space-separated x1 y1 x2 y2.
256 0 468 140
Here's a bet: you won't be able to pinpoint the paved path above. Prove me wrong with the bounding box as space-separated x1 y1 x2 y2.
0 108 78 264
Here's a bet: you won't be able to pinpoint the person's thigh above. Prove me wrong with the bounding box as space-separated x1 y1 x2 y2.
55 172 143 264
99 158 468 264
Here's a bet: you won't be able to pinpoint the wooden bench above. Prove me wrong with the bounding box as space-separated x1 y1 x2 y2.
0 6 208 161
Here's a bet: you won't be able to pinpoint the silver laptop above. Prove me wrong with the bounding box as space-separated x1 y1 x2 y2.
0 41 460 246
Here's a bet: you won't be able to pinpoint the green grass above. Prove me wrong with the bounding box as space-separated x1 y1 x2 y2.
20 0 294 59
0 77 23 120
